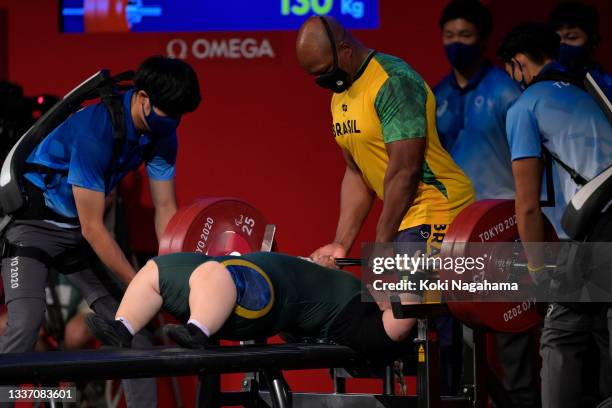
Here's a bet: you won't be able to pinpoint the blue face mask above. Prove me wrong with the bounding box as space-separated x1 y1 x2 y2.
444 42 481 70
558 43 588 70
143 103 180 137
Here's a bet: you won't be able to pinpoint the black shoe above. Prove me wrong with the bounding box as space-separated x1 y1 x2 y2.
163 323 209 349
85 314 133 348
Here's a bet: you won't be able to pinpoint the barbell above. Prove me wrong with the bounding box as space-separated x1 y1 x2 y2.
158 198 559 333
320 200 559 332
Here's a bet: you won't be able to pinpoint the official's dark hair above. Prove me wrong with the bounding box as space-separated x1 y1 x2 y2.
549 1 600 45
497 22 560 64
134 56 201 117
439 0 493 38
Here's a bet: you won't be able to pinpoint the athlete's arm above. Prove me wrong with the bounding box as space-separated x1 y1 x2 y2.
374 73 428 242
334 149 375 250
311 149 374 265
368 284 418 341
149 178 178 241
73 186 137 284
376 138 424 242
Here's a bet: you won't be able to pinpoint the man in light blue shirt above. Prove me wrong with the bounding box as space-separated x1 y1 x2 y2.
500 29 611 239
498 22 612 408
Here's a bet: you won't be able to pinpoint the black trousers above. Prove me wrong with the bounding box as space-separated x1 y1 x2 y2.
0 220 156 408
541 209 612 408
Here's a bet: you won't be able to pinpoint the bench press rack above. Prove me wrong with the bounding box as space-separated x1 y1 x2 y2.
197 303 489 408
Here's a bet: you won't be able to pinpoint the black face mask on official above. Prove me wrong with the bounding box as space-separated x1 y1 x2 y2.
511 59 528 90
444 42 482 70
558 43 589 70
142 103 181 138
315 17 352 93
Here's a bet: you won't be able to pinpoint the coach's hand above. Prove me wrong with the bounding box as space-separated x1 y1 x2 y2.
310 243 347 268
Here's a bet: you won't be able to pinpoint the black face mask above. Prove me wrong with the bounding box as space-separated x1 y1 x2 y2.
511 59 528 90
558 43 589 71
444 42 482 70
315 17 352 93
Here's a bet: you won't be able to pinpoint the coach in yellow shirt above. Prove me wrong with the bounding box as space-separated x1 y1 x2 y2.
297 16 474 263
297 16 474 394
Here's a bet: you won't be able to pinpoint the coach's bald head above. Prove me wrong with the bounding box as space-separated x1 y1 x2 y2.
296 16 370 92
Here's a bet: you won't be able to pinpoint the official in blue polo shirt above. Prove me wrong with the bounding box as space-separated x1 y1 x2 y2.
0 56 201 408
434 0 520 200
24 87 178 221
498 23 612 408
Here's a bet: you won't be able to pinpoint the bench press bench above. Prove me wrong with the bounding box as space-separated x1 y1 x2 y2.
0 303 491 408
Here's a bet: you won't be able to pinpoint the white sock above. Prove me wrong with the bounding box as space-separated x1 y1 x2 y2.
187 318 210 337
115 317 135 336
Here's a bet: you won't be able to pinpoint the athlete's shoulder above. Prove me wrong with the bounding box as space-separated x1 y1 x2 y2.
374 52 425 84
372 53 428 105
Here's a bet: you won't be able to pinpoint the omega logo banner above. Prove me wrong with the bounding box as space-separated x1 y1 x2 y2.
166 38 275 60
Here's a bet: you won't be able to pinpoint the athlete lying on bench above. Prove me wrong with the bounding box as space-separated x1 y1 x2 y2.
86 252 416 359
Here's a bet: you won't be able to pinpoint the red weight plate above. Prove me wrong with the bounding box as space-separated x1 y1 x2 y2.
158 200 201 255
162 200 212 254
159 198 268 257
160 198 231 255
441 199 558 333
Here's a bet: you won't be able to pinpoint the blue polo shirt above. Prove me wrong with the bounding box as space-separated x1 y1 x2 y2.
587 65 612 102
24 89 177 219
434 64 521 199
506 62 612 237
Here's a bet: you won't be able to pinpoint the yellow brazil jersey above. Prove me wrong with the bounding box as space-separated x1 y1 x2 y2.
332 52 475 230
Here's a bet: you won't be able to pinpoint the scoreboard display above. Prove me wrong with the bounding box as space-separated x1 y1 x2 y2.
61 0 379 33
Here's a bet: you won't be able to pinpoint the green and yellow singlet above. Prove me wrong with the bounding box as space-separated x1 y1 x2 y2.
332 52 475 229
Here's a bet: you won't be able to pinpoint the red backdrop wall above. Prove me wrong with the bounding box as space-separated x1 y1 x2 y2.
0 0 610 404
